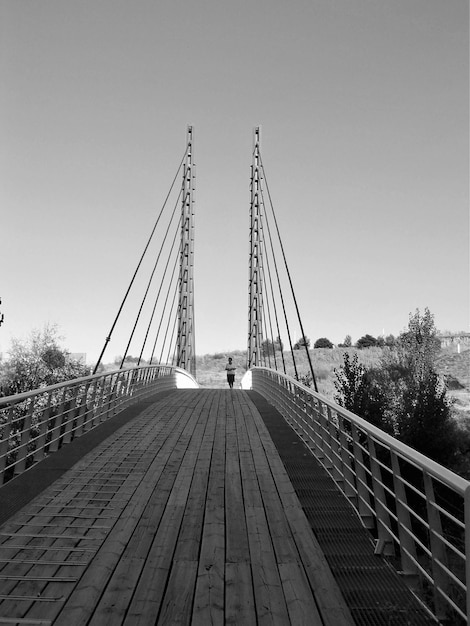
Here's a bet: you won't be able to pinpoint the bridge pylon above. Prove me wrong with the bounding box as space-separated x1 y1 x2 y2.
247 126 264 368
176 125 196 376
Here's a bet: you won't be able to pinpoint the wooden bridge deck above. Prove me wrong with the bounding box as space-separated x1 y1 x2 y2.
0 389 354 626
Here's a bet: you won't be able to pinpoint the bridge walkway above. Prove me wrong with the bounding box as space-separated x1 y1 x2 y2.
0 389 355 626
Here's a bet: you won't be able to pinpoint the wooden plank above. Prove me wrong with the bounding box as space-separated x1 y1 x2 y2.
89 399 205 625
52 393 198 626
245 393 355 626
224 393 251 564
235 396 291 625
225 562 256 626
279 562 323 626
241 407 300 564
174 392 219 562
191 392 225 626
156 560 198 625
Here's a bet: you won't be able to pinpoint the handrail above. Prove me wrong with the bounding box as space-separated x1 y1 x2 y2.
0 365 198 486
246 366 470 624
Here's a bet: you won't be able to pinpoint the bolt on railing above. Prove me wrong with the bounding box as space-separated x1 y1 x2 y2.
249 366 470 625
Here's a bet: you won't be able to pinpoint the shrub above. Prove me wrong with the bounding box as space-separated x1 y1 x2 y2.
314 338 333 349
293 336 310 350
356 334 378 349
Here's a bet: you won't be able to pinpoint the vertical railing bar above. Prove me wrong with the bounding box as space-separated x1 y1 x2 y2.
337 413 357 501
423 471 450 620
35 391 53 462
465 484 470 626
0 405 15 483
15 398 35 475
390 450 420 585
368 436 394 556
61 386 78 446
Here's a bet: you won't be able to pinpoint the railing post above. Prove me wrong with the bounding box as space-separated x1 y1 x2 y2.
103 376 114 422
351 423 374 530
34 392 53 462
423 471 449 621
390 451 419 585
74 382 90 437
368 437 394 556
465 484 470 626
62 388 78 445
0 406 14 483
15 399 35 475
48 389 66 453
87 380 100 431
309 398 325 461
326 405 343 483
337 414 357 501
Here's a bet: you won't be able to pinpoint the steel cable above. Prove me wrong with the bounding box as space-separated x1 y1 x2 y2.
93 147 188 373
137 214 182 366
258 150 318 391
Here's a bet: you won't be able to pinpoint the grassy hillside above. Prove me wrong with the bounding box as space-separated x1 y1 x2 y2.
195 347 385 395
436 349 470 420
195 346 470 420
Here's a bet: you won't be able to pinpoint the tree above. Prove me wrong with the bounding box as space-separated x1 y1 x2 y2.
396 308 441 383
0 324 90 396
314 337 333 349
391 308 456 463
261 339 275 357
385 334 396 347
338 334 352 348
275 335 284 352
334 353 369 416
335 308 458 466
356 334 377 349
293 336 310 350
397 370 457 465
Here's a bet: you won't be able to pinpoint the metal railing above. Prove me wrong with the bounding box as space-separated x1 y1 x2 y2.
0 365 198 486
249 366 470 624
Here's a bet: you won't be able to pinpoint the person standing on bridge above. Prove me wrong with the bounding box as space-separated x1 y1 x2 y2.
225 357 237 389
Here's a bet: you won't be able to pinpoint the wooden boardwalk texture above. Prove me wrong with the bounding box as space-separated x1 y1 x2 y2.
0 389 354 625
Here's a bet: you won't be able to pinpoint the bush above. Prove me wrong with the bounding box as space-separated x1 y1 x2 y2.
0 324 90 396
356 334 378 349
314 338 333 349
335 309 459 468
293 336 310 350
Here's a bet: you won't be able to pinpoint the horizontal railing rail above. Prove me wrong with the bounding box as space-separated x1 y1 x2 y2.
248 366 470 625
0 365 198 486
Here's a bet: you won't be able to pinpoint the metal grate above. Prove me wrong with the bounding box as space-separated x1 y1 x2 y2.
250 391 436 626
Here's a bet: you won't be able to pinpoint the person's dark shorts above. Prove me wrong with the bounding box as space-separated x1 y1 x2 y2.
227 374 235 384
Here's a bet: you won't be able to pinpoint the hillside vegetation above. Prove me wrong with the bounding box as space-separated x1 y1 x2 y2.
196 346 470 420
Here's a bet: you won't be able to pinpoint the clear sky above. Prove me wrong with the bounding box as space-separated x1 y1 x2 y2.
1 0 468 364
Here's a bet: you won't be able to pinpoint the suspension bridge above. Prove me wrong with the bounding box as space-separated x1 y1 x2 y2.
0 128 468 625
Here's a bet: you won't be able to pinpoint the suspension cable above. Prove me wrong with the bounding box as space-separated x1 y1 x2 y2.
169 312 179 366
149 244 180 364
159 271 180 365
93 147 188 373
120 190 183 368
259 261 274 369
259 222 283 373
261 232 287 374
138 214 182 365
257 182 299 380
163 283 179 365
259 151 318 392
